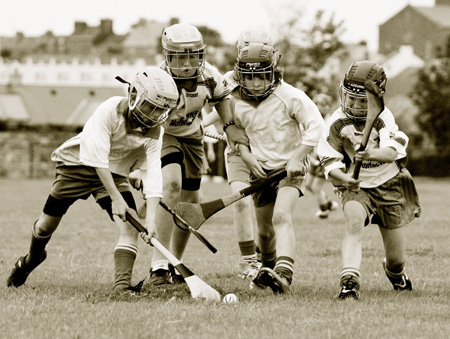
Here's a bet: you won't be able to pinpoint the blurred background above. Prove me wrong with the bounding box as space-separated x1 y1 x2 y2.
0 0 449 179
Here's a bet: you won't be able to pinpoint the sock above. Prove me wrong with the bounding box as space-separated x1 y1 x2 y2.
274 256 294 284
255 246 261 262
384 261 405 283
151 259 169 273
260 250 277 269
113 244 137 290
340 267 360 288
239 240 257 264
239 240 256 257
26 221 51 268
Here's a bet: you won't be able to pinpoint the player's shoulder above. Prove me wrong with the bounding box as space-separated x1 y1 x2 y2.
274 81 307 99
327 109 352 130
224 70 239 90
203 62 224 78
379 106 395 121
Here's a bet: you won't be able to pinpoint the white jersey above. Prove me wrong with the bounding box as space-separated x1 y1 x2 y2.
230 80 325 170
317 106 408 188
51 96 163 198
163 62 230 137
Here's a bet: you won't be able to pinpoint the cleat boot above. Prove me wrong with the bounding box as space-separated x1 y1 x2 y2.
7 251 47 288
383 259 412 291
149 268 171 286
338 276 360 300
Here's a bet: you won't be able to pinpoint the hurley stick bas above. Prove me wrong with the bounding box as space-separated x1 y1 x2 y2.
176 168 287 230
352 79 385 179
125 212 221 302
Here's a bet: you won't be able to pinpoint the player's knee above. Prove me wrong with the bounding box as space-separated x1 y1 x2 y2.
272 211 291 227
164 179 182 197
257 227 275 242
234 199 250 214
345 216 364 235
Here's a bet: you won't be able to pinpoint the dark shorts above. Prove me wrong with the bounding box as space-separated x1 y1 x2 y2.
251 169 306 207
44 165 135 220
338 168 421 228
161 129 204 191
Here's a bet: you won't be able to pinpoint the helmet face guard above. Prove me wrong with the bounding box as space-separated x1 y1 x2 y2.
236 61 275 99
235 43 276 100
127 67 178 128
163 49 206 79
340 60 387 121
129 92 172 128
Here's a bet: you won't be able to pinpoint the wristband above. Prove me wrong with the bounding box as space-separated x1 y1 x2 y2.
223 120 235 132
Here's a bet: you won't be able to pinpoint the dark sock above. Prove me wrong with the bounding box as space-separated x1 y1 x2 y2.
261 250 277 269
26 222 51 268
113 244 137 290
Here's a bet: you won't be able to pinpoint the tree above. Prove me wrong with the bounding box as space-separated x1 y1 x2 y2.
411 36 450 155
268 3 345 99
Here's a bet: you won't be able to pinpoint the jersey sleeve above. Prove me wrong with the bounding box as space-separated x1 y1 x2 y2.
378 109 408 159
316 111 347 178
204 63 231 104
291 91 325 147
79 98 118 168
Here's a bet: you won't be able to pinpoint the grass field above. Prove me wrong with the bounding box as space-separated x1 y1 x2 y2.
1 176 450 339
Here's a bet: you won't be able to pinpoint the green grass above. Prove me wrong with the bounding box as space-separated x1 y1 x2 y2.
1 177 450 338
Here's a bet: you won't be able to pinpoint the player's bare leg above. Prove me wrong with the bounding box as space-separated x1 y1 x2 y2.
338 201 366 299
230 181 260 279
7 213 60 287
149 163 181 285
379 226 412 290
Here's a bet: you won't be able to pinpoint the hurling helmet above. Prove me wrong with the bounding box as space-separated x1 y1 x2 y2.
236 26 274 52
235 43 276 100
162 23 206 79
128 67 178 128
339 60 387 121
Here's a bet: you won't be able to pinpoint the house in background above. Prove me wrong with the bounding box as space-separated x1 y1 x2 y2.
379 0 450 61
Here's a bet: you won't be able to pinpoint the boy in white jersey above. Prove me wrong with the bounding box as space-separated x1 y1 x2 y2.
317 60 421 299
231 42 325 294
202 26 275 281
145 23 247 285
6 67 178 294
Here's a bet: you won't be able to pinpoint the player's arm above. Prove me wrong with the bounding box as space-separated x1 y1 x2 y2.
214 98 249 147
95 167 131 221
354 146 397 163
140 134 164 240
202 106 221 127
286 144 315 178
328 168 362 192
238 144 266 178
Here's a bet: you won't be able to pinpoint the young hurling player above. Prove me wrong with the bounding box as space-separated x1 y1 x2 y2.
145 23 247 285
6 67 179 294
232 42 325 294
317 60 421 299
202 26 275 281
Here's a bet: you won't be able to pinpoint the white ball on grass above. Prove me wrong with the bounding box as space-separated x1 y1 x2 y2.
222 293 238 303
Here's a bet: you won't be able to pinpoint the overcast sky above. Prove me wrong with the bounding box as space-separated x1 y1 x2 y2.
0 0 434 51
